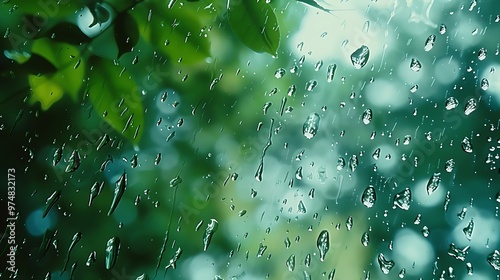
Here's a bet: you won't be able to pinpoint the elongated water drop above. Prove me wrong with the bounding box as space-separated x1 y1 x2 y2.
105 237 120 270
286 254 295 271
61 232 82 275
481 78 489 90
361 232 370 246
317 230 330 261
165 247 182 270
464 98 477 115
377 253 395 274
287 84 296 96
86 251 96 266
424 34 436 51
274 68 285 78
350 45 370 69
362 108 373 125
346 216 353 231
305 80 317 91
337 157 345 170
463 219 474 241
303 113 320 139
478 48 487 60
53 146 63 166
361 185 376 208
263 102 272 115
445 159 455 172
203 219 218 251
349 155 358 172
256 243 267 257
393 187 412 210
314 60 323 71
108 171 127 216
461 137 473 153
43 190 61 218
426 173 441 195
65 150 80 173
327 64 336 82
298 200 307 213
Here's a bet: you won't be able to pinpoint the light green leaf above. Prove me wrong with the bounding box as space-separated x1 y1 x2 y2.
132 2 211 64
228 0 280 56
87 57 144 145
28 38 84 110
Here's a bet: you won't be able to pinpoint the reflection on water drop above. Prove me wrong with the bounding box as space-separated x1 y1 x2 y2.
303 113 320 139
350 45 370 69
361 185 376 208
410 58 422 72
316 230 329 261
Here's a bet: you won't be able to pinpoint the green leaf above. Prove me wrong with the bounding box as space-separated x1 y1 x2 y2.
227 0 280 56
87 57 144 145
28 38 84 110
132 2 211 64
296 0 332 13
40 22 91 45
114 12 140 58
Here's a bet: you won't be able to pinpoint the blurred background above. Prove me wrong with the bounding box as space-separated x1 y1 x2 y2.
1 0 499 279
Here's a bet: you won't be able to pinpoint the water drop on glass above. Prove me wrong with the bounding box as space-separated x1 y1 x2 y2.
303 113 320 139
461 137 473 153
377 253 395 274
350 45 370 69
317 230 330 261
481 78 489 90
286 254 295 271
274 68 286 78
463 219 474 240
478 48 487 60
393 187 412 210
361 185 376 208
464 98 477 115
426 172 441 195
424 34 436 51
410 58 422 72
327 64 336 82
202 219 218 251
105 237 120 270
305 80 317 92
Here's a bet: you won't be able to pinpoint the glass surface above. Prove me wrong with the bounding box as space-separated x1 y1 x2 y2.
1 0 500 279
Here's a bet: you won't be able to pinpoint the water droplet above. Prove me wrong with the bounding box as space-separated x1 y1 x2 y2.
274 68 286 78
426 172 441 195
361 232 370 246
169 176 182 188
445 97 459 110
203 219 218 251
403 135 411 145
155 153 162 165
86 251 96 266
372 148 380 160
351 45 370 69
422 226 430 237
362 108 373 125
481 78 489 90
393 187 412 210
439 24 447 34
305 80 317 92
165 247 182 270
346 216 353 231
52 146 63 166
478 48 487 60
355 185 376 210
263 102 272 115
108 171 127 216
424 34 436 51
287 84 296 96
337 157 345 170
410 84 419 93
447 243 469 261
303 113 320 139
464 98 477 115
314 60 323 71
466 262 473 275
256 243 267 257
487 250 500 270
463 219 474 240
105 237 120 270
65 150 81 173
461 137 473 153
298 200 307 213
445 159 455 172
398 268 406 278
377 253 395 274
130 154 138 168
317 230 330 261
43 190 61 218
410 58 422 72
327 64 337 82
349 155 358 172
350 45 370 69
286 254 295 271
295 166 303 180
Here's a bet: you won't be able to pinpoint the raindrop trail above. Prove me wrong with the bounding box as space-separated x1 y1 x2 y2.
255 118 275 181
153 163 184 279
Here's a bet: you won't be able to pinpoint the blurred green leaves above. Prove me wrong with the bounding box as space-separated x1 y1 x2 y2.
28 38 84 110
114 12 139 58
87 57 144 145
228 0 280 56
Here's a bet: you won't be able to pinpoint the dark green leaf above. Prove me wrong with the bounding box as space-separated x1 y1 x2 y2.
296 0 331 13
40 22 91 45
23 54 58 75
133 2 211 64
87 57 144 145
228 0 280 56
114 12 140 58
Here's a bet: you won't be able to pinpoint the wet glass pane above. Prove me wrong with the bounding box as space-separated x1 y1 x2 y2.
1 0 500 279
